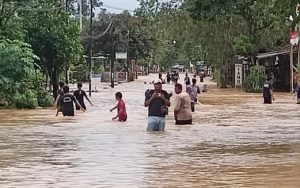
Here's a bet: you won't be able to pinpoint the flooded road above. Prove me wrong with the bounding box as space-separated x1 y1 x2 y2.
0 74 300 188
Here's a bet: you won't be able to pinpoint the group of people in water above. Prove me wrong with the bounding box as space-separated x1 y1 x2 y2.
55 82 128 122
145 72 204 131
55 72 204 132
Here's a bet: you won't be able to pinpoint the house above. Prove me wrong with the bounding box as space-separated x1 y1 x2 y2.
255 46 298 91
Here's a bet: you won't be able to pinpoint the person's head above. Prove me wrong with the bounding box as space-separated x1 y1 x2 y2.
77 83 83 89
158 73 162 78
59 82 65 88
192 78 197 85
115 92 122 100
185 73 188 77
63 86 69 94
154 79 162 91
175 83 183 94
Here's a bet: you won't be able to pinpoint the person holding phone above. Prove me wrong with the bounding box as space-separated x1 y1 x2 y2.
144 79 171 131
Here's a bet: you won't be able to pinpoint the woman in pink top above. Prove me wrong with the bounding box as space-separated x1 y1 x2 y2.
110 92 127 122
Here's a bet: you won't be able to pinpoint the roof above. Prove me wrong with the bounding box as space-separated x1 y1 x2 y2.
256 45 297 59
256 50 289 59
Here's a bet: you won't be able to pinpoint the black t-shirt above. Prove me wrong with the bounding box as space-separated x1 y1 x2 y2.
59 94 76 114
145 89 170 117
263 81 272 98
74 89 87 105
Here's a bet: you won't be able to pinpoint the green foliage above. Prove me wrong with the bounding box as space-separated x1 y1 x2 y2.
233 35 254 56
0 39 38 82
36 89 53 107
243 65 266 93
0 39 38 106
14 90 38 109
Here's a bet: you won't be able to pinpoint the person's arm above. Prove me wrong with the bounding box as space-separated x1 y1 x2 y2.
54 94 61 108
270 84 274 100
84 92 94 106
56 107 60 116
110 105 117 112
74 98 85 112
144 92 156 107
159 92 170 107
56 97 62 116
173 96 181 120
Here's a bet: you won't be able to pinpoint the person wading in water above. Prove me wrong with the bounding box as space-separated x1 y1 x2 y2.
56 86 85 117
173 83 193 125
144 79 170 131
73 83 93 110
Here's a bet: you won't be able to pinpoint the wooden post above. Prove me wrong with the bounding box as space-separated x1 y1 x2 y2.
290 44 294 93
298 41 300 68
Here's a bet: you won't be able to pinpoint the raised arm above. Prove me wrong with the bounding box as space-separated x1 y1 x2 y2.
144 93 156 107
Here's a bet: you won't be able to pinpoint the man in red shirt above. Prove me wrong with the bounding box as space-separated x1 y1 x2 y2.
110 92 127 122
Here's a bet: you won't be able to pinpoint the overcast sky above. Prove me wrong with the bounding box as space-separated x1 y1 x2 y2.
101 0 140 13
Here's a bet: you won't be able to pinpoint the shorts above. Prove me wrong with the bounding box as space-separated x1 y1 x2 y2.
147 116 166 131
176 119 192 125
119 114 127 122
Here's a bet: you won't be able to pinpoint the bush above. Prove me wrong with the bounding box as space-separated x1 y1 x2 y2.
37 89 53 107
243 65 266 93
14 90 38 109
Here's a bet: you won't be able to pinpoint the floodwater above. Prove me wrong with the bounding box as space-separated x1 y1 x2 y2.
0 74 300 188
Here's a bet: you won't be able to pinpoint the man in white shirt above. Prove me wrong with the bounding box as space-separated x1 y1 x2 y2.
173 83 193 125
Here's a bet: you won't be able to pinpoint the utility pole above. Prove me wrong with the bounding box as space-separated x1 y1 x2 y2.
290 43 294 94
79 0 82 31
88 0 93 96
110 33 115 88
65 0 69 85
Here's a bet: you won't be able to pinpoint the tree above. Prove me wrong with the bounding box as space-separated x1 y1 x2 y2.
184 0 293 87
80 10 152 77
0 39 38 105
24 5 82 98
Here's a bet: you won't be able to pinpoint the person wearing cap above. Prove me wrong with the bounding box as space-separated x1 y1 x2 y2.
144 79 171 131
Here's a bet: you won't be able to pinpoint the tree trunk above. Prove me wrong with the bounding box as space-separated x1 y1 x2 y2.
51 67 59 99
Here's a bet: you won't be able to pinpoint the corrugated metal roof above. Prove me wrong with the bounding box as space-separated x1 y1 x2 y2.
256 50 289 59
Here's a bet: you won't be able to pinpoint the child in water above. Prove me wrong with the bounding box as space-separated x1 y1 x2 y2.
110 92 127 122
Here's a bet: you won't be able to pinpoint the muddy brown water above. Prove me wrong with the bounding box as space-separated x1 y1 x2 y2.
0 74 300 188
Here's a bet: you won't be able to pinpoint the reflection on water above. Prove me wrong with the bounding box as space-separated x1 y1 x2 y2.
0 75 300 187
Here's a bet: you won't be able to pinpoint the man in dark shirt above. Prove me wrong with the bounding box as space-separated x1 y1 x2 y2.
56 86 84 116
73 83 93 110
263 77 274 104
144 79 170 131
